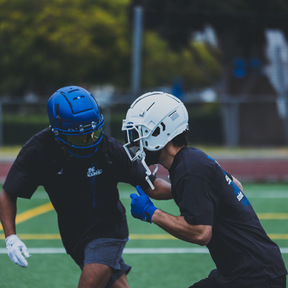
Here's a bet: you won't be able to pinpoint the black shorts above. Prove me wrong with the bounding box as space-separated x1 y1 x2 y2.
189 274 287 288
79 238 131 288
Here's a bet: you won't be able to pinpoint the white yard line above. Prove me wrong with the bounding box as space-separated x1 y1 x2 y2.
0 247 288 254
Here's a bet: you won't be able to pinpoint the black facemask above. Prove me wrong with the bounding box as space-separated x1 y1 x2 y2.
144 149 161 166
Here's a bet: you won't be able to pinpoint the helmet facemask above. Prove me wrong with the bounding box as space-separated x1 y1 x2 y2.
52 121 104 158
123 121 159 189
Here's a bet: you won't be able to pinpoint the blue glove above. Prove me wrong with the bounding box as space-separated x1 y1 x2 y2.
130 185 158 223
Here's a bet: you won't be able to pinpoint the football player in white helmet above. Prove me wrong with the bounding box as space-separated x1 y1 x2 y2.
122 91 287 288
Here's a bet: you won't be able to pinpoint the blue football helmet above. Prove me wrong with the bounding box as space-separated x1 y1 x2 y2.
47 86 105 158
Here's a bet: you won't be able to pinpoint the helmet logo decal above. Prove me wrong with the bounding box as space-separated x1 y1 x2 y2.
79 125 84 133
169 111 179 121
91 121 97 129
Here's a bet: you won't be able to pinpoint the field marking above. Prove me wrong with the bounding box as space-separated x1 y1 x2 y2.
0 247 288 254
32 190 288 199
119 190 288 199
0 234 176 240
257 213 288 219
245 191 288 198
0 202 54 231
0 234 61 240
130 234 176 239
0 233 288 240
0 199 287 239
268 234 288 240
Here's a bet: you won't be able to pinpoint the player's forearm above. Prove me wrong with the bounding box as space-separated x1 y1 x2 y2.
0 189 17 237
145 178 172 200
151 209 212 246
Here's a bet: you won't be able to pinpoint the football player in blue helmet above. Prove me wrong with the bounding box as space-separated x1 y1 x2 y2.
47 85 105 158
0 85 171 288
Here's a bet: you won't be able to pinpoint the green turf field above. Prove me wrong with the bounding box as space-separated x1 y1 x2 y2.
0 182 288 288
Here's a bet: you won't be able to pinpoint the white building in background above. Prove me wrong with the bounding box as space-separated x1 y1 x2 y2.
193 24 218 47
264 30 288 119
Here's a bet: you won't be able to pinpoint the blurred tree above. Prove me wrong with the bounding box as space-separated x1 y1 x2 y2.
0 0 222 97
142 32 221 90
0 0 132 96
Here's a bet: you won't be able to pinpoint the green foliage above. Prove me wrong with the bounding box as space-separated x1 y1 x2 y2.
142 33 221 89
0 0 131 95
3 114 49 124
3 114 49 145
1 102 223 145
0 0 222 96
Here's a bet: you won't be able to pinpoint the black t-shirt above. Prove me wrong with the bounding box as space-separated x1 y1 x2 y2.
169 146 287 287
3 128 154 262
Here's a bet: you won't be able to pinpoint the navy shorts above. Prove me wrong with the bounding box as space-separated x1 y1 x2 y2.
80 237 131 288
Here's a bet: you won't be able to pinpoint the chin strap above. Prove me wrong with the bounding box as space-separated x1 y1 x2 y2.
152 164 159 176
141 159 158 190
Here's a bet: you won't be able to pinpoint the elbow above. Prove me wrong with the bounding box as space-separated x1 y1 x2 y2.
201 236 212 246
193 226 212 246
194 234 211 246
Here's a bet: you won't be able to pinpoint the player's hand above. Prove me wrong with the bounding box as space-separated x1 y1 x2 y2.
130 185 158 223
5 234 30 267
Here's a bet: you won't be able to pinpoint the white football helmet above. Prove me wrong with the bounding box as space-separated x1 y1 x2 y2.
122 91 189 187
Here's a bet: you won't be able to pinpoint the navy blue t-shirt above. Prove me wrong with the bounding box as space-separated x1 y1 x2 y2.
169 146 287 287
3 128 155 263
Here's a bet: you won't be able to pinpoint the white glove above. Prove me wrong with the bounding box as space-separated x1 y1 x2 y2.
5 234 30 267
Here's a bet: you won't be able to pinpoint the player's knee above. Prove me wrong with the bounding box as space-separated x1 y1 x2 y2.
79 263 112 288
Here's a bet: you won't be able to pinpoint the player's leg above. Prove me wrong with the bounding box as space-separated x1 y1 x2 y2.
78 238 131 288
78 263 112 288
106 257 131 288
110 272 129 288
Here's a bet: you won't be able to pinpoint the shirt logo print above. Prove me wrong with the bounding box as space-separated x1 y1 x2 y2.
208 155 250 209
87 167 103 177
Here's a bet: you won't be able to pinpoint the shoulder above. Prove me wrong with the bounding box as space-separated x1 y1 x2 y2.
171 146 221 186
17 128 61 162
99 133 128 160
24 127 56 148
174 146 215 172
100 133 124 151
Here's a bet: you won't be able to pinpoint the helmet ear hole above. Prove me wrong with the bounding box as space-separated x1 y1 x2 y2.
152 126 161 137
